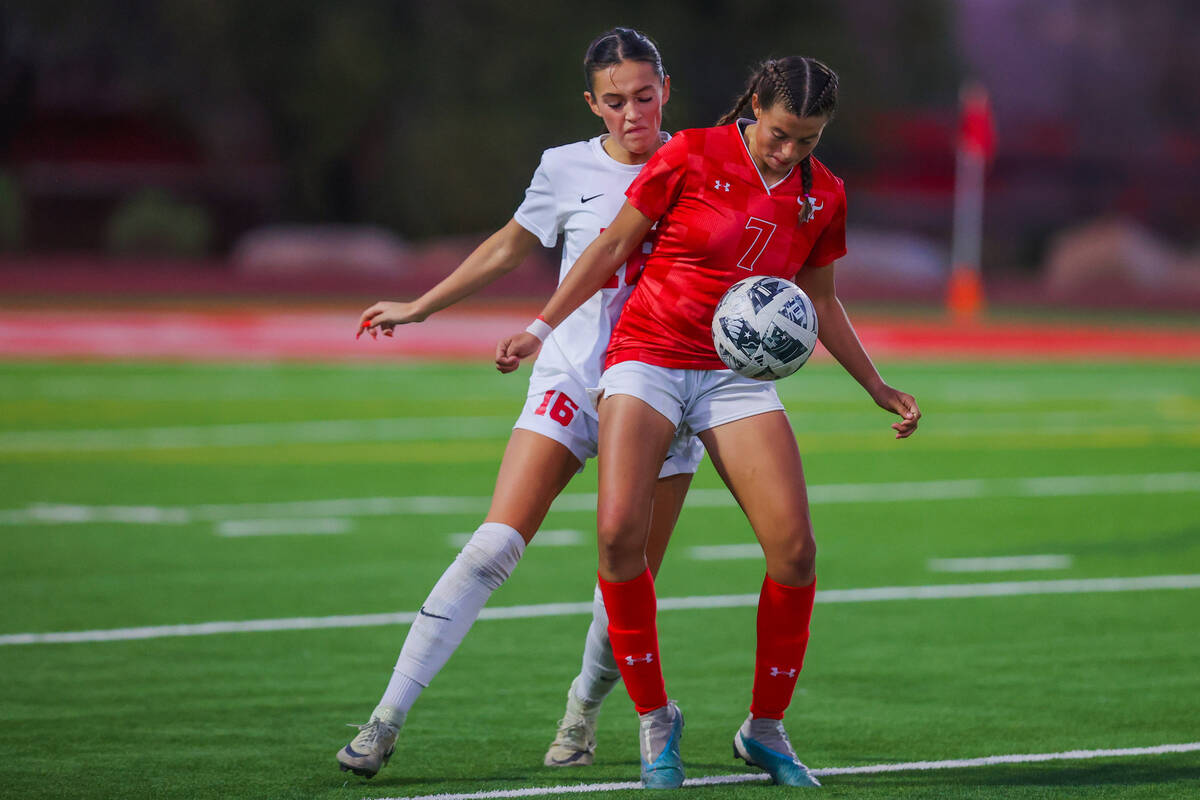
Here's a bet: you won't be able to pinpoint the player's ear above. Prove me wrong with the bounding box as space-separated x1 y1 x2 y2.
661 75 671 106
751 92 762 119
584 91 603 119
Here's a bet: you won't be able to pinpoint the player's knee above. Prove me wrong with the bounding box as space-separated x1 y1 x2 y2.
769 533 817 584
459 522 526 591
596 533 646 575
596 523 646 576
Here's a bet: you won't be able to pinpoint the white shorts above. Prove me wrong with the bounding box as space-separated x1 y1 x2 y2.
598 361 785 436
513 369 704 478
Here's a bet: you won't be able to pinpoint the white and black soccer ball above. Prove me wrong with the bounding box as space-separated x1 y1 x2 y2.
711 276 818 380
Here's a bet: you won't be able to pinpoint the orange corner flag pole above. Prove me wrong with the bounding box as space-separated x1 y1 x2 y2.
948 80 995 320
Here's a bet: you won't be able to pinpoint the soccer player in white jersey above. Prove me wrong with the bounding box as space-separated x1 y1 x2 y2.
337 28 703 779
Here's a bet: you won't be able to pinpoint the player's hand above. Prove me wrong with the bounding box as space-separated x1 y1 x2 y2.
873 385 921 439
357 301 428 340
495 332 542 373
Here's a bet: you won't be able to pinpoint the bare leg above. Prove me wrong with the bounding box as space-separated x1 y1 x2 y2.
595 394 676 580
645 472 693 577
698 411 817 727
698 412 814 585
485 428 584 542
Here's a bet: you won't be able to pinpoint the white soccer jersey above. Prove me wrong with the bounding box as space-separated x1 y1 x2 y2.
513 134 666 418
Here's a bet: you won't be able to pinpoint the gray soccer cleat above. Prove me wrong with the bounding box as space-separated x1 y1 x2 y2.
639 701 685 789
544 681 603 766
732 714 820 787
336 706 404 778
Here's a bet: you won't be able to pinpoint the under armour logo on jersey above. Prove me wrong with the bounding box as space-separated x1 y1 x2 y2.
714 180 730 192
625 653 655 665
769 666 798 678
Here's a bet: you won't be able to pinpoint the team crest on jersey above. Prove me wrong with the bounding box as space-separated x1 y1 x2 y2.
798 194 825 224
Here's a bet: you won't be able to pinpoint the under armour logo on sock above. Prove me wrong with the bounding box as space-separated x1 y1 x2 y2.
625 653 654 665
769 666 798 678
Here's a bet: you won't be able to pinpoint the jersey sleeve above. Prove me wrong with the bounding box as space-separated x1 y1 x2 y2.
804 176 848 268
625 133 689 222
513 152 562 248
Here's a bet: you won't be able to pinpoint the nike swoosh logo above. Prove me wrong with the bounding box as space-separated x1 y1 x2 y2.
580 193 604 203
549 751 590 765
419 606 451 621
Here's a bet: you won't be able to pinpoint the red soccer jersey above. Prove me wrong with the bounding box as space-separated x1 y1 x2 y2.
607 122 847 370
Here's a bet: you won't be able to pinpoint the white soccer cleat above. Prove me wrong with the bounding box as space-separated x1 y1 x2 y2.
732 714 820 787
544 680 603 766
336 706 404 778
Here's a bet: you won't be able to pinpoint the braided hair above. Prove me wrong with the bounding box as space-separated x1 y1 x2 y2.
718 57 839 222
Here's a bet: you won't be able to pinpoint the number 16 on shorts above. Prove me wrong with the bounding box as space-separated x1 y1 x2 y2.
533 390 579 427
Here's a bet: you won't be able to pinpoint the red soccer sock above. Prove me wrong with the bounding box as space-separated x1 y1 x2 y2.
598 568 668 714
750 574 816 720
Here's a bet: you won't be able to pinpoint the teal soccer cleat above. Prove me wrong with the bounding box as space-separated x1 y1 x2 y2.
732 714 820 787
639 701 685 789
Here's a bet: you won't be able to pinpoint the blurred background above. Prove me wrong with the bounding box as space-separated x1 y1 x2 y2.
0 0 1197 314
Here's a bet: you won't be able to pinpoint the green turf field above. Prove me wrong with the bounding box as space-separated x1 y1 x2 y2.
1 359 1198 799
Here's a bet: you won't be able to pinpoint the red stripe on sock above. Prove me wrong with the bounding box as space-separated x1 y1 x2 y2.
598 569 668 714
750 574 816 720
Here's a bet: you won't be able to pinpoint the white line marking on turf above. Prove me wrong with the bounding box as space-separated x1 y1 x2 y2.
369 742 1200 800
689 543 763 560
447 530 583 548
215 518 351 537
0 416 514 453
928 554 1073 573
3 573 1197 646
2 472 1196 527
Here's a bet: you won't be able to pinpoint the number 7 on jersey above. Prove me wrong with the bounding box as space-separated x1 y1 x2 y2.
738 217 777 271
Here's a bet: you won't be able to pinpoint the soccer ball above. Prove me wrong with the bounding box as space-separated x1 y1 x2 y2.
711 276 818 380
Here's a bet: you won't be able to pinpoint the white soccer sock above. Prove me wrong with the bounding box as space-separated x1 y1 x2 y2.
379 522 526 713
572 583 622 704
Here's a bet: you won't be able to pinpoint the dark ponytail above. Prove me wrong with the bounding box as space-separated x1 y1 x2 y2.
583 28 665 92
718 57 839 222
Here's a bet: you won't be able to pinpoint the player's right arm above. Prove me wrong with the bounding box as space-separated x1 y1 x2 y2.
359 219 540 338
495 201 654 372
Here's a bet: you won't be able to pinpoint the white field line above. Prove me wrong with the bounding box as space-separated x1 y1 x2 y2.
2 573 1198 647
448 530 583 548
215 518 352 537
689 544 763 560
1 472 1197 527
0 416 514 453
371 742 1200 800
928 554 1073 573
0 410 1161 453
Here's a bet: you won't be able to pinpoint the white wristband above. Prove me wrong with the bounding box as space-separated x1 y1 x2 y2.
525 317 553 342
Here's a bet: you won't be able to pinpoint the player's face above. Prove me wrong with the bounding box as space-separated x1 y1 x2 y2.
749 94 828 179
585 60 670 164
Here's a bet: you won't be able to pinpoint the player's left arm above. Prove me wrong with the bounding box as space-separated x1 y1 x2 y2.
795 262 921 438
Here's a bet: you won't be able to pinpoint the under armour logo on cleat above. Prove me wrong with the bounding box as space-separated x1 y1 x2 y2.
625 653 655 665
714 180 730 192
418 606 452 621
769 667 798 678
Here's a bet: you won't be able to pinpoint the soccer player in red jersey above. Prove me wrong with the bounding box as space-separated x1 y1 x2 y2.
498 57 921 788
